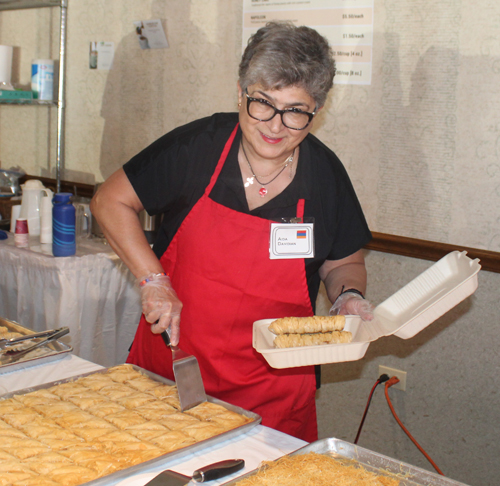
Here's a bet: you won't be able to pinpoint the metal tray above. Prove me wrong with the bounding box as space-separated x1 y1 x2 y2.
0 365 262 486
222 438 470 485
0 316 72 375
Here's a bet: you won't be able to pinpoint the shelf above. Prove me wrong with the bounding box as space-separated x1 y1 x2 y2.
0 0 67 192
0 98 57 105
0 0 61 10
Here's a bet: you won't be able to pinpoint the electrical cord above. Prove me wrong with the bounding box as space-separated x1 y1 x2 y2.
384 376 444 476
354 374 390 444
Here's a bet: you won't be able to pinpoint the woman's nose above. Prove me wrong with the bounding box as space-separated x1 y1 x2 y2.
267 112 285 133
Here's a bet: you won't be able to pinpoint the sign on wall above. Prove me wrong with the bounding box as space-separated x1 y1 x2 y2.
242 0 374 85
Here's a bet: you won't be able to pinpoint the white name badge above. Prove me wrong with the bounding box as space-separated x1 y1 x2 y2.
269 222 314 259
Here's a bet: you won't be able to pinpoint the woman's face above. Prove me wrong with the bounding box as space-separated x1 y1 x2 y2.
237 82 318 164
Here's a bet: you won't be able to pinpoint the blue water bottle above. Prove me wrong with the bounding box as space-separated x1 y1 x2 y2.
52 193 76 257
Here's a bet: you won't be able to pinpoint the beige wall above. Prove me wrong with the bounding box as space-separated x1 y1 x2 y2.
2 1 500 251
1 2 499 485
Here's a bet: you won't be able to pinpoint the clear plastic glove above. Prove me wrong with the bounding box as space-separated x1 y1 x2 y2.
329 292 374 321
139 274 183 344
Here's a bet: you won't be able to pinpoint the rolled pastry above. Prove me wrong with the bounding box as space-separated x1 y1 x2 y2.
274 331 352 348
269 315 346 335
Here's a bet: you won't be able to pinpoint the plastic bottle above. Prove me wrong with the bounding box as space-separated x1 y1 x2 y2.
52 193 76 257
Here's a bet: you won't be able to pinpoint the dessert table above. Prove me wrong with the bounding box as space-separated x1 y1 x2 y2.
0 232 142 366
0 354 307 486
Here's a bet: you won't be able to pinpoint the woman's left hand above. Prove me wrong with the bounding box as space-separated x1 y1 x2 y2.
329 291 374 321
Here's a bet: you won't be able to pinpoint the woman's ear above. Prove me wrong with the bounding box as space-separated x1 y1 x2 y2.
237 81 243 103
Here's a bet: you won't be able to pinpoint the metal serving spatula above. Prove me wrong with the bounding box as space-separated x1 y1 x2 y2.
145 459 245 486
161 330 207 411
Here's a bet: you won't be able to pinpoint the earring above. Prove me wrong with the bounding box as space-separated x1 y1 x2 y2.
238 102 242 108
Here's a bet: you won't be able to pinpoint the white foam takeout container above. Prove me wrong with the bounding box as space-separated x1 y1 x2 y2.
253 251 481 369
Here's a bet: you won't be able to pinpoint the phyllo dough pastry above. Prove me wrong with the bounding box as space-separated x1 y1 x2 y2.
0 426 29 439
150 429 196 452
105 364 143 383
209 410 252 429
269 315 346 334
48 465 98 486
274 330 352 348
67 392 110 410
23 425 75 441
37 438 90 451
0 365 254 486
86 401 127 418
125 422 169 442
97 383 135 400
113 448 164 466
149 384 179 399
11 478 63 486
75 373 116 391
184 401 229 421
70 427 115 441
117 392 157 409
13 389 61 406
34 401 80 417
53 409 97 428
157 412 200 430
182 422 225 441
2 408 42 427
48 383 90 399
105 410 147 429
127 375 162 392
9 446 51 460
0 398 24 414
134 402 177 421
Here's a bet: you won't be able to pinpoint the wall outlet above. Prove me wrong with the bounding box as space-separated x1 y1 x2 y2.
378 365 407 391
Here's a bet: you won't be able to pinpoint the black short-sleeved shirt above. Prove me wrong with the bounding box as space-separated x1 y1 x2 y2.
124 112 371 309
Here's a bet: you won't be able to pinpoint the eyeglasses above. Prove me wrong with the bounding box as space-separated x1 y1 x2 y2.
245 89 316 130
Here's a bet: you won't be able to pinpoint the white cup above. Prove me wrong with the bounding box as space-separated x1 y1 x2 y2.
10 204 21 233
40 196 53 244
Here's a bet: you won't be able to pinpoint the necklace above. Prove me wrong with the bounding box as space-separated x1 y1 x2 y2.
241 143 295 197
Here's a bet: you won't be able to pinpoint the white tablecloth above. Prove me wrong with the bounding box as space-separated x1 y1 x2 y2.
0 354 307 486
0 233 141 366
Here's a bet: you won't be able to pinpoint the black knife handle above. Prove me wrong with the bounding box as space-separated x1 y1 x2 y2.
161 330 171 346
192 459 245 482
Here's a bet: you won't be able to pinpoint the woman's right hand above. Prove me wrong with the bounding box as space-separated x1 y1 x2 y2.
139 274 183 345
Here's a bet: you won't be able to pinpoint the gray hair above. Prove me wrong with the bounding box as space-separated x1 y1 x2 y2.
239 21 336 108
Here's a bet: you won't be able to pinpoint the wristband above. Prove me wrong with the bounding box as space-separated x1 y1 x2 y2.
138 272 168 287
334 285 365 304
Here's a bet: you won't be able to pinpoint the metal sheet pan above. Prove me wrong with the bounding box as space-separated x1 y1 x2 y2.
0 316 72 375
0 364 261 486
222 438 470 486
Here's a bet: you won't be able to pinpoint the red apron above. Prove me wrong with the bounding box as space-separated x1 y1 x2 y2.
128 125 318 441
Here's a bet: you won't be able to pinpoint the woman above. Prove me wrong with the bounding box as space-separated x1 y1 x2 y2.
91 21 373 442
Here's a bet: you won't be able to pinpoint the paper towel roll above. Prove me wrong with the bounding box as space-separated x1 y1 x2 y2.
0 45 13 89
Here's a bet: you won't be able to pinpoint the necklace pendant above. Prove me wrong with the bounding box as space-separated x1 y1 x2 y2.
259 187 268 197
244 177 254 188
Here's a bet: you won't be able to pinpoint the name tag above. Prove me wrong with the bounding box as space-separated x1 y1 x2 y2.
269 222 314 259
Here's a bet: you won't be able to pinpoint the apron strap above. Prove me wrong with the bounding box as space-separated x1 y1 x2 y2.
296 198 305 220
205 123 239 195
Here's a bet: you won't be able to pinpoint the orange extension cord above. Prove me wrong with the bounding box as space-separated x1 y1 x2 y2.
384 376 444 476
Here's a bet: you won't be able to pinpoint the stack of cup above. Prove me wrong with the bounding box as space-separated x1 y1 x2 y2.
14 218 29 248
10 205 21 233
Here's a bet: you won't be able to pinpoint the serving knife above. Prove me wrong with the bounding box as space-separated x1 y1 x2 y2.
145 459 245 486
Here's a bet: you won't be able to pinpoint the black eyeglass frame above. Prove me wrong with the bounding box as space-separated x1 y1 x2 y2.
244 89 316 130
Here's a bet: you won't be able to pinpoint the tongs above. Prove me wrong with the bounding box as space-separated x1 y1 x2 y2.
0 327 69 361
